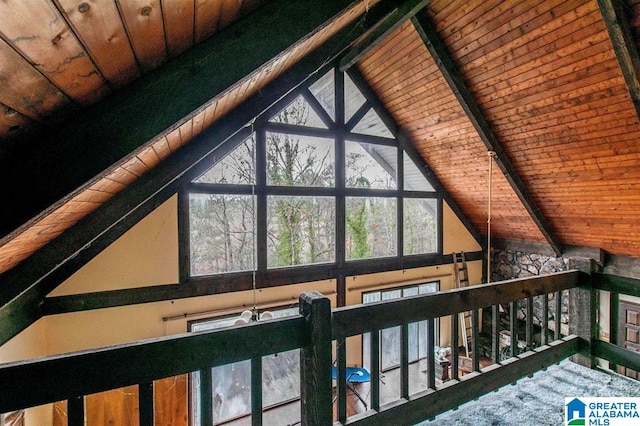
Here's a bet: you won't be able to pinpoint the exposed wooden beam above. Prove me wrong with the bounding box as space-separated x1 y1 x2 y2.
598 0 640 118
0 0 423 345
592 272 640 298
339 0 431 71
410 10 563 257
347 68 483 245
43 251 483 315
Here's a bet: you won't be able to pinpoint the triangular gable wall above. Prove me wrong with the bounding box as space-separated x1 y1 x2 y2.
0 60 481 346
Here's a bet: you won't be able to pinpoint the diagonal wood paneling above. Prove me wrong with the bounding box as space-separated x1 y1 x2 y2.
357 20 547 245
435 0 640 256
356 0 640 258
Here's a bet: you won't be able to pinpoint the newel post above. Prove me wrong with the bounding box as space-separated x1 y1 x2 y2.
299 291 332 425
568 258 600 368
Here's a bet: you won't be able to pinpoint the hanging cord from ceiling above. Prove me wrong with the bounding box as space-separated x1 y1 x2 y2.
487 151 497 283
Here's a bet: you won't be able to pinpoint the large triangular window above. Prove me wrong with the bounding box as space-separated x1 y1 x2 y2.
183 66 442 278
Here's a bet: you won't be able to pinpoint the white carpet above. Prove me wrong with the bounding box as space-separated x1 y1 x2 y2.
418 360 640 425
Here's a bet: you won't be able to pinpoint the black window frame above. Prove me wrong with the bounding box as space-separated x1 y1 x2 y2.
178 64 444 288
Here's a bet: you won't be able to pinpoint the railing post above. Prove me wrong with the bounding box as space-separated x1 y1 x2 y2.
299 291 332 425
568 258 599 368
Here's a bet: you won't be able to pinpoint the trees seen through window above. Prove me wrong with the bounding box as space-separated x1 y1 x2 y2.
186 68 440 276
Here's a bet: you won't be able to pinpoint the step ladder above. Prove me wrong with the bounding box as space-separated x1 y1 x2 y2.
453 252 472 357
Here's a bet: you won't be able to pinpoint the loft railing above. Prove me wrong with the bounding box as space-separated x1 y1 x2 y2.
1 270 640 425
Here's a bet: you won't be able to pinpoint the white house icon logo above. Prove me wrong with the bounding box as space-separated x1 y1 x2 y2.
566 398 586 425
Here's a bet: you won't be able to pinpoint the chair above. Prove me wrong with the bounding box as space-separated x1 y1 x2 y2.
331 366 371 408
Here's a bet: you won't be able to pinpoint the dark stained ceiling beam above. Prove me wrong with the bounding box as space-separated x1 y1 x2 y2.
411 10 563 257
598 0 640 118
0 0 410 346
339 0 431 71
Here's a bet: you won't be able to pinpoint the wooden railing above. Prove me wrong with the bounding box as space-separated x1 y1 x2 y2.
1 270 640 425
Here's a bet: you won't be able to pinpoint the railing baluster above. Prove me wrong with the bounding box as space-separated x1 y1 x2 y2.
139 382 154 426
492 305 499 364
200 368 213 426
251 356 263 426
451 313 459 380
371 329 380 411
542 294 549 346
526 297 534 350
337 339 347 423
510 301 517 358
401 323 409 399
472 309 480 372
555 290 562 340
610 291 620 371
68 396 84 426
427 318 435 389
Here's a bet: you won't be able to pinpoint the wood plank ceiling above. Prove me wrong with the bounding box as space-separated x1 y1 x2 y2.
358 0 640 258
1 0 640 279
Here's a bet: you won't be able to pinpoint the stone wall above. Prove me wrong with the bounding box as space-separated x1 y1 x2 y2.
491 248 568 281
483 247 571 352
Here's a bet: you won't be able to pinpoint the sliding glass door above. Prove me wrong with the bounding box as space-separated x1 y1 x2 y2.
362 282 438 371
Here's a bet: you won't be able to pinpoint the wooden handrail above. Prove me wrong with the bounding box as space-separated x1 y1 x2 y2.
2 270 640 425
0 316 306 413
332 270 583 340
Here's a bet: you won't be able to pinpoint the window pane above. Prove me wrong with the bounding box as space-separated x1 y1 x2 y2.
346 197 397 260
189 194 255 276
404 198 438 255
309 69 335 121
212 360 251 422
267 132 335 187
192 307 300 424
380 290 401 369
262 349 300 408
345 73 366 122
269 95 328 128
194 134 255 184
352 108 393 138
403 153 435 191
345 141 396 190
267 196 335 267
